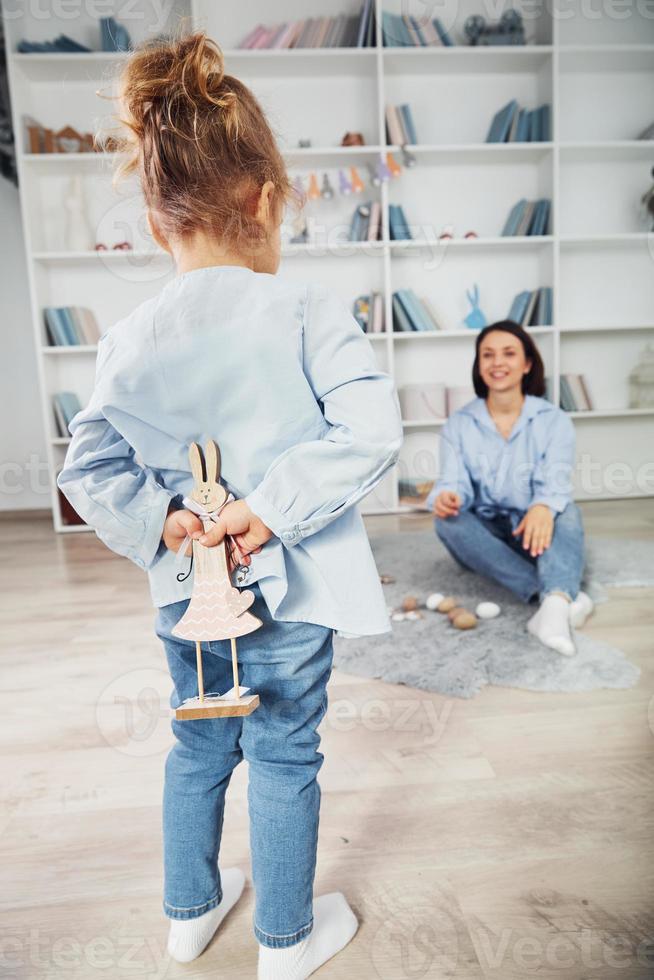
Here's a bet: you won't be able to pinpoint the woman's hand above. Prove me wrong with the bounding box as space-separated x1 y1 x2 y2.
513 504 554 557
196 499 273 565
434 490 461 519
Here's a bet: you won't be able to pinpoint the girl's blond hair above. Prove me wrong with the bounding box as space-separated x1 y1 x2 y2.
114 31 292 249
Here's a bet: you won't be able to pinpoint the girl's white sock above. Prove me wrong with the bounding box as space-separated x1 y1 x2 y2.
167 867 245 963
570 590 594 629
257 892 358 980
528 593 576 656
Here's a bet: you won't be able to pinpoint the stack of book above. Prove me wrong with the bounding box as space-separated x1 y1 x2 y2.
389 204 412 240
348 201 381 241
53 391 82 437
238 1 375 49
385 104 418 146
501 198 551 237
44 307 100 346
353 293 385 333
507 287 553 326
486 100 551 143
392 289 441 331
381 11 453 46
560 375 593 412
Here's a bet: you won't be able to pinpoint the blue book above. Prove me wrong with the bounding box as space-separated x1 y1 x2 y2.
60 307 83 344
538 286 553 325
502 198 527 236
515 108 530 142
399 104 418 145
539 104 551 142
44 308 68 346
408 16 427 44
508 290 532 323
487 100 518 143
397 288 433 332
434 19 453 46
356 0 373 47
54 307 76 345
529 199 551 236
389 204 412 240
527 109 540 142
392 293 416 331
348 207 363 241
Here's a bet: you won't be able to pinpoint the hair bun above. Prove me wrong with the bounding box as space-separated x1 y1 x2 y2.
120 32 237 140
113 30 292 248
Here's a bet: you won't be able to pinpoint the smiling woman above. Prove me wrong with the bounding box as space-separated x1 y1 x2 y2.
426 320 594 658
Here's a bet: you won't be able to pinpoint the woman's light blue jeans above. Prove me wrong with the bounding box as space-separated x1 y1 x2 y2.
435 502 585 604
155 584 334 948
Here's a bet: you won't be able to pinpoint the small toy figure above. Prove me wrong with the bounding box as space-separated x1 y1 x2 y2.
172 440 262 720
464 284 488 330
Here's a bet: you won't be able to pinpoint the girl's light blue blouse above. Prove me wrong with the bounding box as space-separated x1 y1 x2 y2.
57 266 403 638
425 395 575 525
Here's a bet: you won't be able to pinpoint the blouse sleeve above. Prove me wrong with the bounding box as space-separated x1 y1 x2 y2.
56 335 177 570
245 283 403 546
425 415 475 512
530 408 576 514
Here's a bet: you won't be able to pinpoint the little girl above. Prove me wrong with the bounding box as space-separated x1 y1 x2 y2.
58 32 402 979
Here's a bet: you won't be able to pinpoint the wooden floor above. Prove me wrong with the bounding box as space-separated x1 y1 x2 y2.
1 502 653 979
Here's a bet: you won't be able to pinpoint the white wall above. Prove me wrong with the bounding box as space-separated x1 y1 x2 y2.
0 178 47 511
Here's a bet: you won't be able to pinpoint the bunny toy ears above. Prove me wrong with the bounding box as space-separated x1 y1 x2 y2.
188 440 229 511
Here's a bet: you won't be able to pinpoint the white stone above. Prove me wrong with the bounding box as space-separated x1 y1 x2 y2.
391 612 406 622
476 601 501 619
425 592 445 611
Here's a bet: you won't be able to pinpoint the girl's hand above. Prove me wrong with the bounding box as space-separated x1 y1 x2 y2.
513 504 554 557
163 507 203 557
434 490 461 519
197 500 273 565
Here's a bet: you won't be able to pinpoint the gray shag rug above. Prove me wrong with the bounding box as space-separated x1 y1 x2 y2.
333 533 653 699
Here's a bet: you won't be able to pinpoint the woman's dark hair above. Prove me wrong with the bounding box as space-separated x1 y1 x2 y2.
472 320 546 398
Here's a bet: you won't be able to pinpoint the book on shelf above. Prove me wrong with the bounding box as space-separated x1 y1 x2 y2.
238 3 375 49
385 103 418 146
348 201 381 241
352 292 385 333
392 289 440 332
501 198 551 237
43 306 100 346
388 204 412 240
507 286 553 327
486 101 551 143
52 391 82 437
381 11 453 47
560 374 593 412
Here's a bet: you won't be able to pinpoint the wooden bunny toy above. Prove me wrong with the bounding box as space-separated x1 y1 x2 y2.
172 440 262 720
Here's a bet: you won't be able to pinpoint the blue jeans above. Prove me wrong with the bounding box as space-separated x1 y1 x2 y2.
155 584 334 948
435 503 585 604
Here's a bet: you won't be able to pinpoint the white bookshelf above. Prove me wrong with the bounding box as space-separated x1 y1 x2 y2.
3 0 654 530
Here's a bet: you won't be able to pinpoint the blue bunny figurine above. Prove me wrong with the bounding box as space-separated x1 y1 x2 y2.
464 284 487 330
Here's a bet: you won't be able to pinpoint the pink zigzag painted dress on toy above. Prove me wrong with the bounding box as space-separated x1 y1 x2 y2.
172 517 261 643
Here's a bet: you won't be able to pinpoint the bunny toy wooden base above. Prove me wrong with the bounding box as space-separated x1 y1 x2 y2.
172 440 262 721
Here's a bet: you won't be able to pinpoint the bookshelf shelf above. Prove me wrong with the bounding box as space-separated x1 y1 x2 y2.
387 143 554 164
5 0 653 530
382 46 553 74
42 345 98 355
568 409 654 420
390 236 555 253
